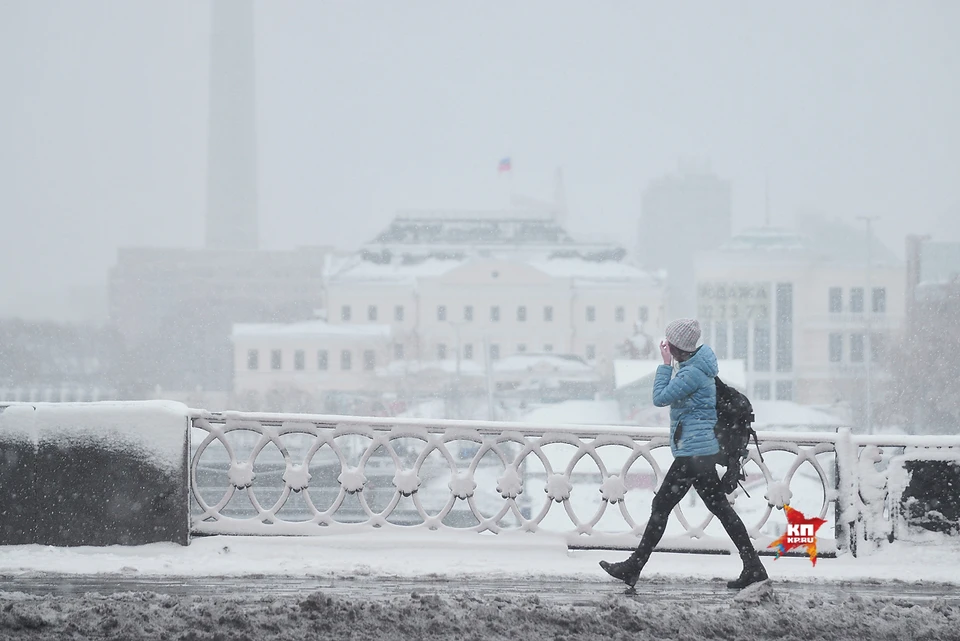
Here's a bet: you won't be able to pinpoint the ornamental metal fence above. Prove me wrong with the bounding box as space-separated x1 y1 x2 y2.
190 411 867 556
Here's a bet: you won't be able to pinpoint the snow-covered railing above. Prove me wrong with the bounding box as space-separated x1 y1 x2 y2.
850 433 960 555
188 410 845 555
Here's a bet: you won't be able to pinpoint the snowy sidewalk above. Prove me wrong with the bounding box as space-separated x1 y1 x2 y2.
1 531 958 586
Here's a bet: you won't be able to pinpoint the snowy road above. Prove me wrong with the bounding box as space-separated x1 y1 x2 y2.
3 574 959 605
3 575 960 640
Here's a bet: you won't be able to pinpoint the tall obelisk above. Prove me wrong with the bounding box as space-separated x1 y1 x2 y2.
206 0 258 250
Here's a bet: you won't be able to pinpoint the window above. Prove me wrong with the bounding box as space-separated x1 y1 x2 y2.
437 305 447 321
437 343 447 360
490 344 500 360
544 306 554 322
714 321 728 359
341 305 352 321
318 350 328 370
586 306 596 322
733 321 748 360
615 306 625 323
639 306 649 323
491 306 500 322
829 334 842 363
463 344 473 360
294 350 305 371
586 344 596 360
517 306 527 322
871 333 884 362
754 381 771 401
464 305 473 321
829 287 842 313
873 287 887 313
368 305 378 321
363 350 376 370
247 349 259 370
850 288 864 313
544 344 553 352
517 344 527 353
850 333 865 362
776 283 793 373
395 305 405 322
340 350 352 370
271 349 282 370
775 381 794 401
394 343 404 360
753 326 770 372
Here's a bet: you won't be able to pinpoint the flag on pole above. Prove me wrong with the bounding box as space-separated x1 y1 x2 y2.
498 157 512 173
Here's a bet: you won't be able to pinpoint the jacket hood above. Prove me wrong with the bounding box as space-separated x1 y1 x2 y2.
681 344 719 379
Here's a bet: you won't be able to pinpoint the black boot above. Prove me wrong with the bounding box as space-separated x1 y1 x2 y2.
726 559 768 589
599 558 641 588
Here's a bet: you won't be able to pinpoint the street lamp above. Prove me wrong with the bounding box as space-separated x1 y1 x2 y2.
857 215 880 434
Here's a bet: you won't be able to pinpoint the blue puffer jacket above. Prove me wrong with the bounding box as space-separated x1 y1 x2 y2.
652 345 720 457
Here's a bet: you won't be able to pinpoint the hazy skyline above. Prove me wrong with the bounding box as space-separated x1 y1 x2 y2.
1 1 958 321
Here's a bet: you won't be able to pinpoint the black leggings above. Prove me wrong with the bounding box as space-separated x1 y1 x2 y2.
630 455 759 566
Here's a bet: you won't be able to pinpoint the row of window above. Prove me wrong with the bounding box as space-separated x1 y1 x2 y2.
247 348 377 372
429 343 598 360
705 321 792 373
246 343 604 372
828 333 882 363
341 304 650 324
828 287 886 314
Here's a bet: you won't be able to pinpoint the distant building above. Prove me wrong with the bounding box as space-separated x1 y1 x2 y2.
328 210 666 377
230 209 666 417
639 165 732 317
104 0 273 398
694 219 905 413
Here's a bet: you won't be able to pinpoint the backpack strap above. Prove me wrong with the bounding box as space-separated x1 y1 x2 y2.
748 426 764 463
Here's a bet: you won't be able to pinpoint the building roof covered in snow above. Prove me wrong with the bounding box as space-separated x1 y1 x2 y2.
326 208 660 287
232 320 392 339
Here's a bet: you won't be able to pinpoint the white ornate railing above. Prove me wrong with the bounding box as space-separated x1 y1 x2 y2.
189 410 848 554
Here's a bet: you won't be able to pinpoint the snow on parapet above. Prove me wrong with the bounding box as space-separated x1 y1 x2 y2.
0 401 188 474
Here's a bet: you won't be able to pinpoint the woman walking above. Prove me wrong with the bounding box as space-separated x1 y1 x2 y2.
600 318 767 590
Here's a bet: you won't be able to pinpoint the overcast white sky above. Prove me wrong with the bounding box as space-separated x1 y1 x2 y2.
1 1 958 320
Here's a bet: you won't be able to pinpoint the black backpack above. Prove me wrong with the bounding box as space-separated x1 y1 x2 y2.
714 376 762 492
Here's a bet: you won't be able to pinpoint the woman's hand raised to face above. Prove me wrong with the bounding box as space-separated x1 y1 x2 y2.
660 340 672 365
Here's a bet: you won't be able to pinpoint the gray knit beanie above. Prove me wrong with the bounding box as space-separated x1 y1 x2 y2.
665 318 701 353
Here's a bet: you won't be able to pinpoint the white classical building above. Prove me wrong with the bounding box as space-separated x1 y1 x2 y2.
231 209 667 415
694 223 905 412
325 210 666 375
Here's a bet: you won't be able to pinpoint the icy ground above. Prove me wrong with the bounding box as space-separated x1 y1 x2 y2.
3 580 959 640
2 532 960 639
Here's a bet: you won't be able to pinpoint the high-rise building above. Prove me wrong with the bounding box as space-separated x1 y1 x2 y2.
206 0 258 250
639 165 732 317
